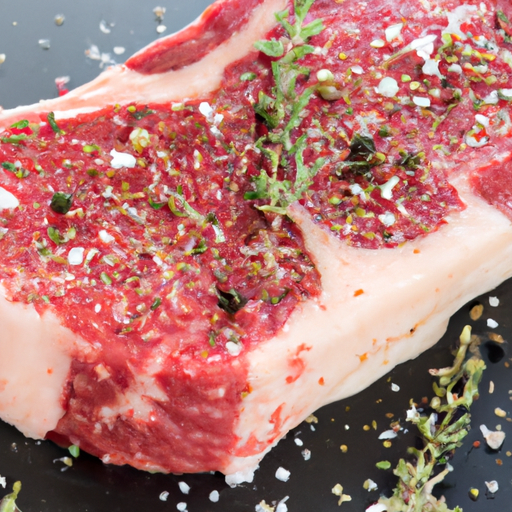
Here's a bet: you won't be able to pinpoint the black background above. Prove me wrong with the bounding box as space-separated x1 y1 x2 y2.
0 1 511 511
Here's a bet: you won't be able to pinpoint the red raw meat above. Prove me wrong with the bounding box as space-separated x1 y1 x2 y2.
1 0 512 485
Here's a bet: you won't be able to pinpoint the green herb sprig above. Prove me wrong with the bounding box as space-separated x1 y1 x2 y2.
245 0 326 215
377 325 485 512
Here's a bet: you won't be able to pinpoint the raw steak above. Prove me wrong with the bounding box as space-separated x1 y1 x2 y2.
1 0 512 485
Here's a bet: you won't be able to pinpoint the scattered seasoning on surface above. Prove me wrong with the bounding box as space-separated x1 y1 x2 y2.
489 333 505 344
54 14 65 26
494 407 507 418
469 488 479 501
470 303 484 320
301 449 311 461
159 491 169 501
209 490 220 503
275 467 291 482
363 479 378 492
485 480 499 494
480 425 506 450
487 318 499 328
390 383 400 392
0 54 5 66
176 503 187 512
0 476 5 489
331 484 352 505
488 296 500 307
305 414 318 424
113 46 125 55
156 25 167 34
340 444 348 453
178 481 190 495
38 39 51 50
375 460 391 470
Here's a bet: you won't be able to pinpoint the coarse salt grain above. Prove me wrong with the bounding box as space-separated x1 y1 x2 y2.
159 491 169 501
68 247 85 266
489 296 500 307
178 481 190 494
377 77 399 97
391 383 400 392
176 503 187 512
294 438 303 446
275 467 291 482
209 490 220 503
487 318 499 328
485 480 499 493
109 149 136 169
302 449 311 460
378 429 398 440
413 96 431 107
0 476 5 488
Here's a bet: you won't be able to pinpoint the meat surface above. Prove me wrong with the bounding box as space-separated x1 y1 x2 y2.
1 0 512 485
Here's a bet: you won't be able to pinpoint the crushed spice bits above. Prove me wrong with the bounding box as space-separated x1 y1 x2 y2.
0 102 321 358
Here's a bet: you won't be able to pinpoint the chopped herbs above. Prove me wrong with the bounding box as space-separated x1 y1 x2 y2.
50 192 73 214
376 326 485 512
47 112 62 134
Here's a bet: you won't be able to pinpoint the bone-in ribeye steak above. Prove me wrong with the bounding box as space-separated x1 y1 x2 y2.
1 0 512 484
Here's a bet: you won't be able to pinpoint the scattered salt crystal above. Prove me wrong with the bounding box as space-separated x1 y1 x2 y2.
294 438 303 446
159 491 169 501
157 25 167 34
275 467 291 482
153 6 166 21
0 54 5 65
209 490 220 503
378 429 398 440
351 65 364 74
276 496 289 512
99 20 114 34
0 187 19 210
178 481 190 494
489 381 495 394
38 39 51 50
226 341 242 356
54 14 65 26
176 503 187 512
0 476 5 488
68 247 85 266
391 383 400 392
302 449 311 460
480 424 506 449
413 96 431 107
485 480 499 494
99 230 115 243
378 212 396 227
385 23 403 42
489 296 500 307
94 304 101 313
487 318 499 329
377 77 399 97
113 46 125 55
110 149 136 169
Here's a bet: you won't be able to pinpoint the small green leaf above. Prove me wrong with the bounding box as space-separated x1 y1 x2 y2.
150 297 162 310
376 460 392 470
240 72 257 81
68 445 80 458
1 162 17 172
50 192 73 214
10 119 29 129
254 39 285 57
1 134 27 144
47 112 62 134
47 226 66 245
100 272 112 285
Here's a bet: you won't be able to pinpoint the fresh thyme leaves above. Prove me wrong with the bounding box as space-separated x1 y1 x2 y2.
0 480 22 512
247 0 325 214
376 325 485 512
50 192 73 214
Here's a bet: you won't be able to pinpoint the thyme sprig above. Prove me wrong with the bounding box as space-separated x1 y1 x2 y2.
245 0 326 215
377 325 485 512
